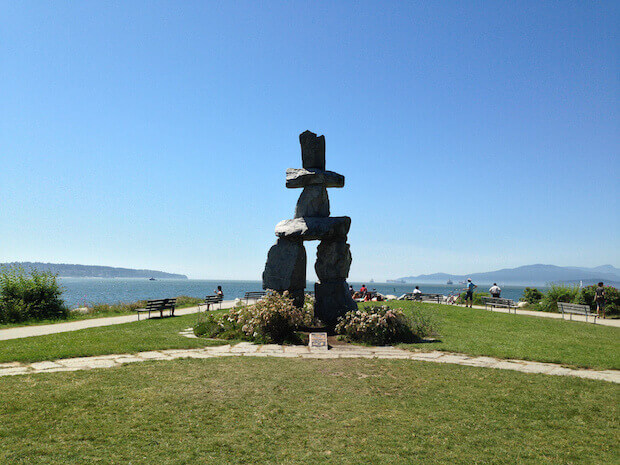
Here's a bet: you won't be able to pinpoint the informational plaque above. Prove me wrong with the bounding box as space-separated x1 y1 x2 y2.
309 332 328 351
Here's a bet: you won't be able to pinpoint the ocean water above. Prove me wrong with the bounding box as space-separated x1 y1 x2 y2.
58 278 531 308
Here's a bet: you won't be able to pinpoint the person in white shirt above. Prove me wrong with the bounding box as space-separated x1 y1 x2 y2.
489 283 501 298
412 286 422 300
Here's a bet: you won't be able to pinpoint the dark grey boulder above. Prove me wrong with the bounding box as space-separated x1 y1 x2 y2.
299 130 325 170
262 239 307 292
275 216 351 241
294 186 330 218
315 240 352 281
286 168 345 189
314 280 357 327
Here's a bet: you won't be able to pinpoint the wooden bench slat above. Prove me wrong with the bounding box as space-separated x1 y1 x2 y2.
199 295 223 311
557 302 597 323
482 297 517 314
136 298 177 320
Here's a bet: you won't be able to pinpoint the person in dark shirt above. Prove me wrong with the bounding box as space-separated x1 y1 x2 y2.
594 282 605 319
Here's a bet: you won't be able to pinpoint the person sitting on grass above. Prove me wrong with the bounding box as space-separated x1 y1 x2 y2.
463 279 477 308
359 284 367 297
595 282 605 319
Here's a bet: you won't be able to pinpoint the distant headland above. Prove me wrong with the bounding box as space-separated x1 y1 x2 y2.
1 262 188 279
393 264 620 286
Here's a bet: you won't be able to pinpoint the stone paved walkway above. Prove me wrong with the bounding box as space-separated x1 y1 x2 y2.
1 342 617 384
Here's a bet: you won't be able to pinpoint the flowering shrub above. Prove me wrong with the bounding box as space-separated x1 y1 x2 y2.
194 291 312 344
335 305 437 345
194 312 237 338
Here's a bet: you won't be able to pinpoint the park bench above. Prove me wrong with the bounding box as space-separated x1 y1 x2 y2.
557 302 598 323
401 293 443 303
136 298 176 320
482 297 517 314
244 291 266 305
198 295 223 312
417 293 443 304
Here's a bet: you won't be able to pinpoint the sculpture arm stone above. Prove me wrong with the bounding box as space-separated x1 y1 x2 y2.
286 168 345 189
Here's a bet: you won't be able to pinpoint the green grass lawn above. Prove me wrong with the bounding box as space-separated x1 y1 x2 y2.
362 301 620 370
1 357 617 464
1 303 619 370
0 313 226 363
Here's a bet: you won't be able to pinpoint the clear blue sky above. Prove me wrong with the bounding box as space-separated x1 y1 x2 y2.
1 1 618 281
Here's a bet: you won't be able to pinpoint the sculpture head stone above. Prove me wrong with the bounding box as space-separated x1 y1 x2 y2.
299 130 325 170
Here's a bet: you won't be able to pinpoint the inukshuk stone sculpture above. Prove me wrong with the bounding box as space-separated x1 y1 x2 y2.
262 130 357 326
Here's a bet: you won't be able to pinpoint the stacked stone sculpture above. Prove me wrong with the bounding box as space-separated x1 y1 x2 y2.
262 130 357 326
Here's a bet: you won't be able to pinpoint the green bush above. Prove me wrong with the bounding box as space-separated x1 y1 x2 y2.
521 287 544 304
175 295 204 308
335 305 438 345
538 284 580 313
576 285 619 316
0 266 67 324
88 300 147 315
194 313 228 338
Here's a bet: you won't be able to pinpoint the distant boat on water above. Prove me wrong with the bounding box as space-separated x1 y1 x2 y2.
149 277 156 281
446 279 453 285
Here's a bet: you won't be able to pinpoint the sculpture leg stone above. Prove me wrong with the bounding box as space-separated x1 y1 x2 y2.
313 239 357 326
315 240 351 281
314 281 357 327
262 238 306 307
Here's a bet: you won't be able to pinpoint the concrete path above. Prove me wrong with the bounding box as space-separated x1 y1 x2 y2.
453 303 620 327
1 342 617 383
0 300 240 341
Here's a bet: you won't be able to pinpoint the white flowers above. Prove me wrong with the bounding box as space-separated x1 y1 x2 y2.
223 291 312 343
335 305 413 345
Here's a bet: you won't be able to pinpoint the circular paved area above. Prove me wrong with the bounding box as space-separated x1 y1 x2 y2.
1 342 618 384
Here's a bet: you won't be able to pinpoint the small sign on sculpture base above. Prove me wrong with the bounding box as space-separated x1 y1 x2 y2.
309 332 328 351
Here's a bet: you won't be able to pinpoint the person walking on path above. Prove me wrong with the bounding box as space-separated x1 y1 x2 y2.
464 279 477 308
595 282 606 319
489 283 501 298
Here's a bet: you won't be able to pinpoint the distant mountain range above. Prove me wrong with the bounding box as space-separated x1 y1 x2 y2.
1 262 188 279
395 264 620 286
